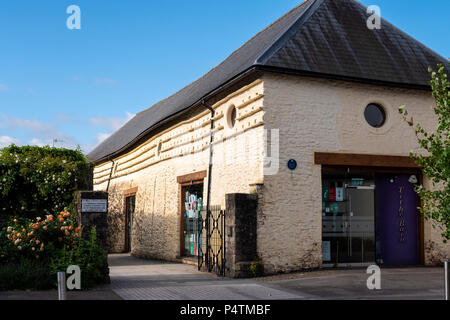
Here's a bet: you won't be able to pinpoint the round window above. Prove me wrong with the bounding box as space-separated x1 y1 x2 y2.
364 103 386 128
227 105 237 129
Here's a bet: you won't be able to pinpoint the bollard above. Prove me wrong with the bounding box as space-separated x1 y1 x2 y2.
57 271 67 301
445 261 450 301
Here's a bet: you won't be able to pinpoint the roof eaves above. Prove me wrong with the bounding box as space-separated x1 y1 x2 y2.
89 66 259 164
255 65 433 91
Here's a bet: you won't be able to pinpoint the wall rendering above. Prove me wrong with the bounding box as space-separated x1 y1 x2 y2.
261 73 450 273
93 72 450 273
93 79 265 260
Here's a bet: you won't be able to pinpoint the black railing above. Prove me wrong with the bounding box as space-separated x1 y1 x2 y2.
198 205 225 276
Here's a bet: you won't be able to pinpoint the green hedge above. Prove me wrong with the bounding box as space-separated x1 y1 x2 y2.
0 145 93 222
0 145 107 290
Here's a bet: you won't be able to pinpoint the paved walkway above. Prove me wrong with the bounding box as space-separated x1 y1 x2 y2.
109 254 447 300
257 268 445 300
0 284 121 300
1 255 445 300
109 254 304 300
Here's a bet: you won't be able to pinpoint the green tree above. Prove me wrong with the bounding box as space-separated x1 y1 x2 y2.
399 62 450 241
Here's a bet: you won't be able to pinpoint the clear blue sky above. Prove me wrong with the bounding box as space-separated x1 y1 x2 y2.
0 0 448 154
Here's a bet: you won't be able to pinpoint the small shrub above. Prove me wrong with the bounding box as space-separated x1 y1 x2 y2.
49 227 109 288
248 255 264 277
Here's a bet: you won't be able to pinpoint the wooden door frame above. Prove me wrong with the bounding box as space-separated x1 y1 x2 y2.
316 152 424 265
177 171 207 257
123 188 137 253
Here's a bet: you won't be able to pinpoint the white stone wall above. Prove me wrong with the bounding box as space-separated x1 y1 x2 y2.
93 80 265 259
93 72 450 272
261 73 450 272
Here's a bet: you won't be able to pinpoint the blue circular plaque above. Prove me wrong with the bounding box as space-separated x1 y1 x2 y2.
287 159 297 171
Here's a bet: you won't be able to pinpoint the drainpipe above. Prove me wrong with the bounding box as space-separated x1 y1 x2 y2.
201 99 215 212
202 100 216 210
106 158 115 192
201 99 215 271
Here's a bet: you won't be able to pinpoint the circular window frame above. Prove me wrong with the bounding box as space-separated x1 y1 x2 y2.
364 103 386 128
361 99 393 135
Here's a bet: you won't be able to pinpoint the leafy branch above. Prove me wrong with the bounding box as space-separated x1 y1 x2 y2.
399 62 450 241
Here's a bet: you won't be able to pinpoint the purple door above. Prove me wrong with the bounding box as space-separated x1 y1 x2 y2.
376 174 419 265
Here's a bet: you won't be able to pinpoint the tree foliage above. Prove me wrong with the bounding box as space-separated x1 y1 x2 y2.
0 145 92 222
399 62 450 241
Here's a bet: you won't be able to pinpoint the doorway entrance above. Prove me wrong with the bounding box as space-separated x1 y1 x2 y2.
321 168 422 267
376 174 419 265
180 183 204 258
322 171 376 266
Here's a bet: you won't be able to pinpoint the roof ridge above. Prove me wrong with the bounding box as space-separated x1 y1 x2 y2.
255 0 324 65
218 0 314 65
136 0 313 117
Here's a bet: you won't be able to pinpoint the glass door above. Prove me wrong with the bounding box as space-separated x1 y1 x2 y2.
345 185 375 264
181 183 204 257
322 172 375 266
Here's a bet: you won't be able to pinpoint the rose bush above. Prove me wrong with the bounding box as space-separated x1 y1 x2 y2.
1 211 80 264
0 210 108 290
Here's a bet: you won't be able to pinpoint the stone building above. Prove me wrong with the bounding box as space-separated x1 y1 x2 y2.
88 0 450 275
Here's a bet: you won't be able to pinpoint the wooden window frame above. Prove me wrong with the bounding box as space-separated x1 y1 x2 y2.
177 171 207 184
315 152 418 168
124 187 138 197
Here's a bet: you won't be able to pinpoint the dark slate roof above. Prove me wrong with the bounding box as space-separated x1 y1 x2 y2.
259 0 449 85
88 0 449 163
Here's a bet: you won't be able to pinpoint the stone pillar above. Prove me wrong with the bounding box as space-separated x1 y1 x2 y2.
76 191 110 283
225 193 258 278
76 191 108 250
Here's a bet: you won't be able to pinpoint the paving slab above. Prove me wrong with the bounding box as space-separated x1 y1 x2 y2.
0 284 122 300
3 254 444 300
256 267 446 300
108 254 306 300
109 254 448 300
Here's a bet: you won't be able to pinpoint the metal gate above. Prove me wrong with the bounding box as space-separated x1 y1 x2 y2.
198 205 226 276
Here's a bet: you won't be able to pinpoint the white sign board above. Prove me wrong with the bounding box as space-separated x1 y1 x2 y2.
322 241 331 262
81 199 107 213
